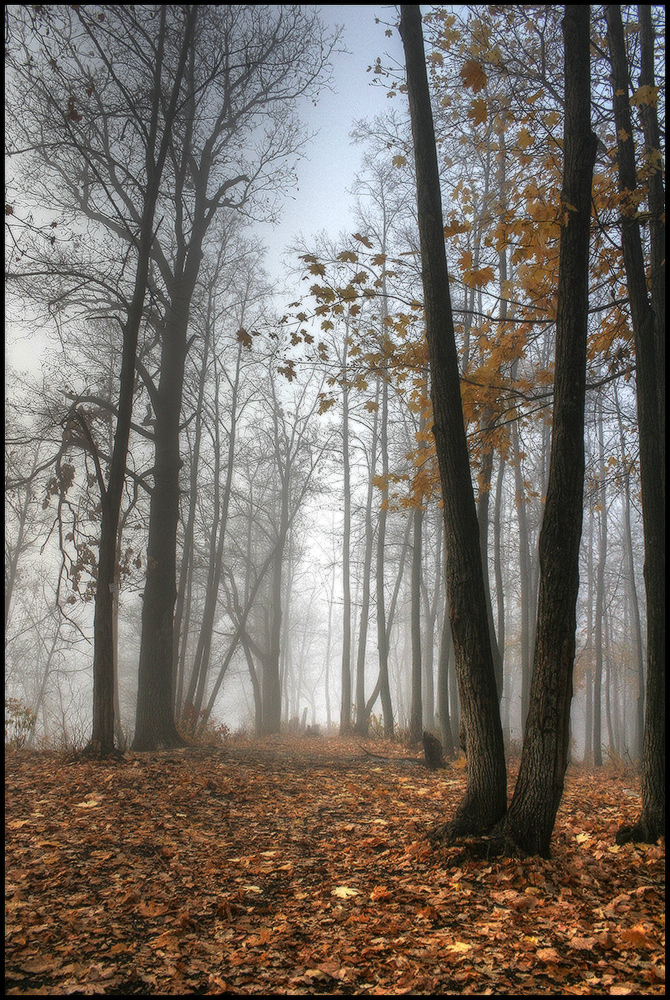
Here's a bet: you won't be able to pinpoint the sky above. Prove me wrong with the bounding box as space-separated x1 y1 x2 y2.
258 4 407 281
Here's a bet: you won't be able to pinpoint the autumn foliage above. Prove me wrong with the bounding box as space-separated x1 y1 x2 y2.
5 737 665 995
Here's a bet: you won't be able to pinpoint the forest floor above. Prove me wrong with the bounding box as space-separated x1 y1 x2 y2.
5 735 665 996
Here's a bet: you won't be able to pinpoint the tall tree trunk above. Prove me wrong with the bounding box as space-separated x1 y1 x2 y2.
496 4 597 857
584 507 595 762
637 4 665 431
593 396 608 766
174 317 210 720
354 389 380 737
614 383 645 760
493 454 507 736
607 4 665 844
400 4 507 838
409 503 424 744
133 305 192 750
375 370 394 737
476 416 503 699
510 406 533 736
437 590 455 758
187 343 242 723
340 338 353 734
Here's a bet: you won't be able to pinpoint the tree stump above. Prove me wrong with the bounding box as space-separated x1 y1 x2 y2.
422 730 446 770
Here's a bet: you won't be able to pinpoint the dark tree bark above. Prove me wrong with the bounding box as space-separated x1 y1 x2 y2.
87 7 195 756
606 4 665 845
494 4 598 858
399 4 507 837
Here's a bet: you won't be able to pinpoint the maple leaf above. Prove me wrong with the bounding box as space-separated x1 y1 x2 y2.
468 97 487 126
630 84 660 107
352 232 374 248
460 58 487 93
462 264 495 289
236 328 253 349
392 154 407 168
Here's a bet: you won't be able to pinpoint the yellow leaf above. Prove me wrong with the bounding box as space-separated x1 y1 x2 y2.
445 941 471 953
332 886 359 899
392 154 407 168
517 127 533 151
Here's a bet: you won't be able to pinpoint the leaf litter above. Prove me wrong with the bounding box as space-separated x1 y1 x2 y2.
5 736 665 995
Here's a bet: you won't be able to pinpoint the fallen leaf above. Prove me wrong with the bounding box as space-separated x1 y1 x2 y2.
331 885 359 899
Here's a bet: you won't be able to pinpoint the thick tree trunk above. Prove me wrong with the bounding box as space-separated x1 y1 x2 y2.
495 4 597 857
133 313 189 750
400 4 507 837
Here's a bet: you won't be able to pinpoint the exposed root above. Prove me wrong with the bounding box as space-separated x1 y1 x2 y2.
616 819 664 846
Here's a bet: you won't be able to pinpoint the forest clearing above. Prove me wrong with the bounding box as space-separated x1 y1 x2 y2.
5 736 665 996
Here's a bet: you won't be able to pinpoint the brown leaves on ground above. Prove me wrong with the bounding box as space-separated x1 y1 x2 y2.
5 736 665 995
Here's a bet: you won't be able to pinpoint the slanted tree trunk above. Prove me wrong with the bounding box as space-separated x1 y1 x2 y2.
495 4 598 857
400 4 507 838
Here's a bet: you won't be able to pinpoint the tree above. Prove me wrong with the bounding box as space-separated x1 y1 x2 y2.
605 4 665 845
399 4 507 837
6 5 197 756
132 6 339 749
493 4 598 857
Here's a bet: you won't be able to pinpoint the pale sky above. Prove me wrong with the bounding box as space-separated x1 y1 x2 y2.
260 4 407 279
